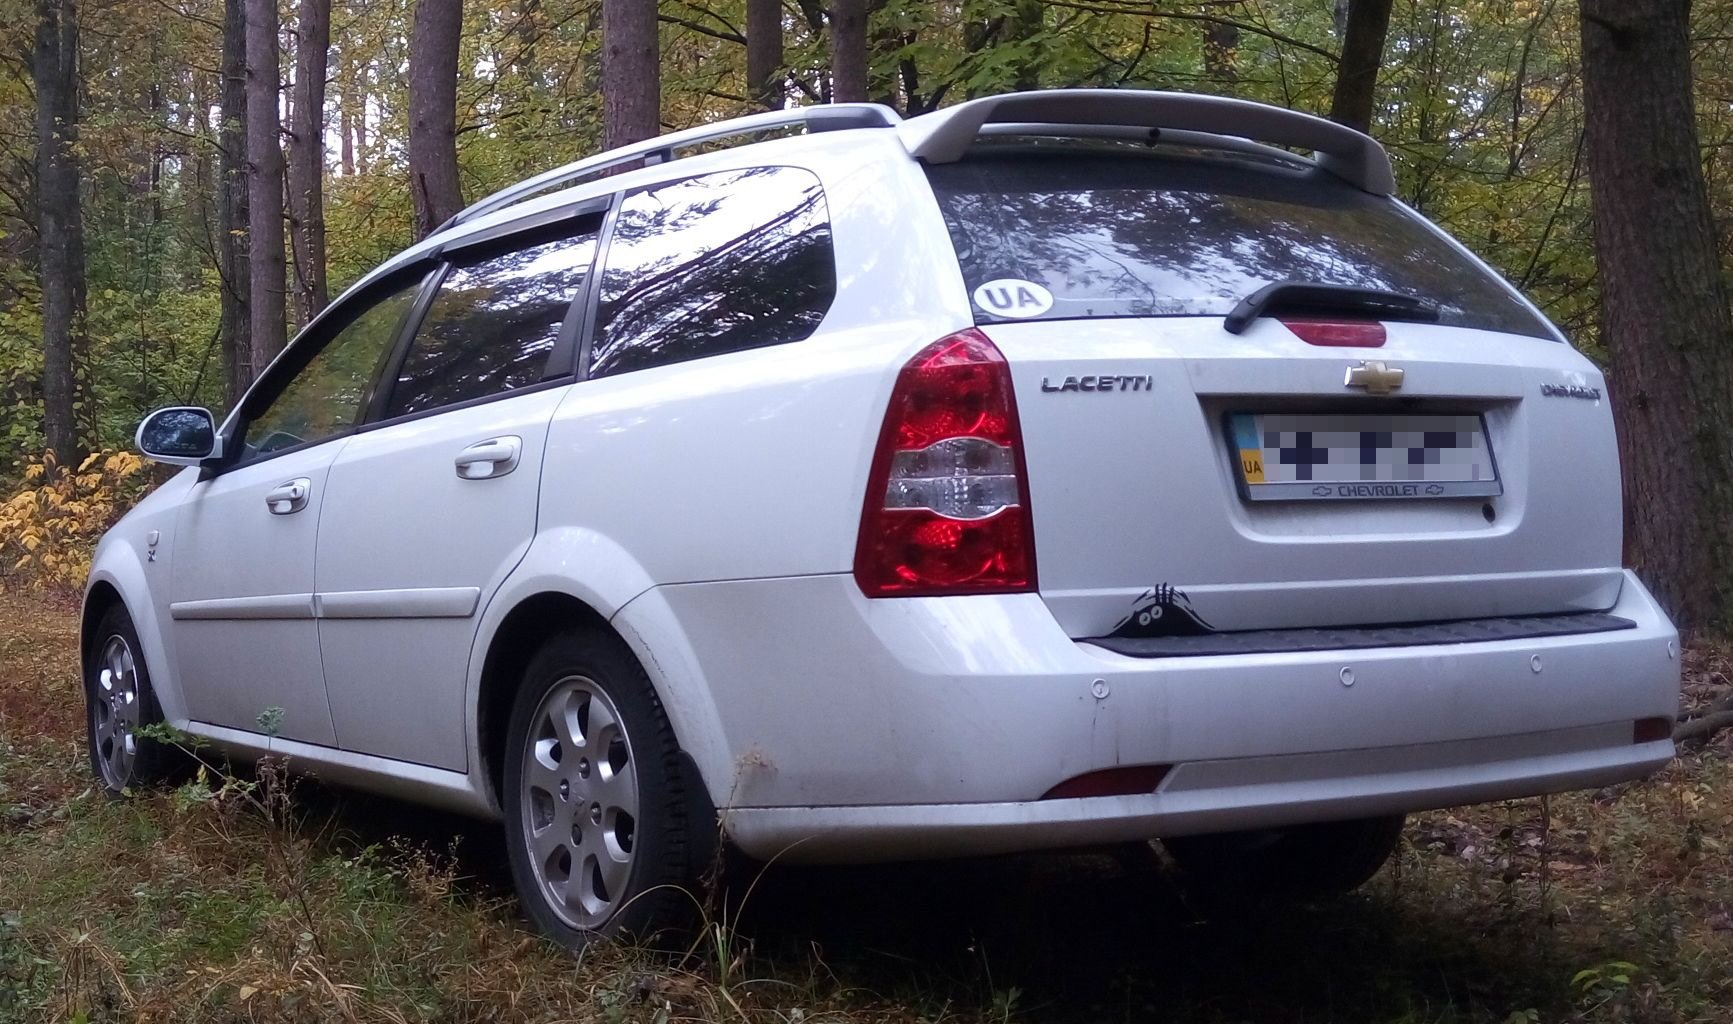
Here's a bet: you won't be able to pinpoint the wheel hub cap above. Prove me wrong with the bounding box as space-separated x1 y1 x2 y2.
91 634 141 789
520 675 640 930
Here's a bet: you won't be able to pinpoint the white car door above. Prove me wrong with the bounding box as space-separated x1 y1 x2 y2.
170 271 433 745
313 213 602 770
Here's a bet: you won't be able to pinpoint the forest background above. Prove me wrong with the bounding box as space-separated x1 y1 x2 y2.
3 0 1733 630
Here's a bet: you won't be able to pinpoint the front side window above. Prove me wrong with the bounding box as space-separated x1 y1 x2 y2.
239 274 427 464
385 224 599 419
589 166 835 377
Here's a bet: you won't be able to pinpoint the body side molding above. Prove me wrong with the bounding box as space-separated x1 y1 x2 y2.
170 587 481 621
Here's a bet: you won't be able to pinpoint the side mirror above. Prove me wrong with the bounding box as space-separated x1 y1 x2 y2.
135 406 220 467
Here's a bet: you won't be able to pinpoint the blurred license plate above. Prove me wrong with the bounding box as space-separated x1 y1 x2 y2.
1228 412 1502 501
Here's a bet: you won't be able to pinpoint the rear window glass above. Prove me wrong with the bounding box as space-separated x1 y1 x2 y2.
925 146 1552 339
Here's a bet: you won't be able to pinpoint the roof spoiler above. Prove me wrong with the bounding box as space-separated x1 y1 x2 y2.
897 89 1395 194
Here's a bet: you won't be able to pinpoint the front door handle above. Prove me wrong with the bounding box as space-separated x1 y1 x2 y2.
265 477 311 515
455 436 522 480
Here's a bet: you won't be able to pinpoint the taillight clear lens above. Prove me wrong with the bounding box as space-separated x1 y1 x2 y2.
884 437 1019 519
855 330 1037 597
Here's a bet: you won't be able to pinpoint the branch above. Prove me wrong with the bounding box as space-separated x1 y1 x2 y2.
1676 709 1733 744
658 13 745 45
1044 1 1340 63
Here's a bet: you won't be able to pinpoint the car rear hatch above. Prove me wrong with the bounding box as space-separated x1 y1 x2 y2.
923 141 1622 639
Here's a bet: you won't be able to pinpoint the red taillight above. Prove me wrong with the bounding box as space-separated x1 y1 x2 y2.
855 329 1037 597
1281 318 1387 347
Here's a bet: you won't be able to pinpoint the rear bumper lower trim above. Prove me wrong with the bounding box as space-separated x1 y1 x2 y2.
1084 611 1634 658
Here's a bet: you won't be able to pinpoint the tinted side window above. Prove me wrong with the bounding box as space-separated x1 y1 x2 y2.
385 226 598 419
926 146 1553 339
240 275 427 464
590 166 835 377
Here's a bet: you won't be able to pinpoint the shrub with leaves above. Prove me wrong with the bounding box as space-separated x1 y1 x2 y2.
0 449 149 590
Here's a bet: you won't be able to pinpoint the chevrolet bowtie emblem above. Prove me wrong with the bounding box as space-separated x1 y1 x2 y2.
1345 360 1404 395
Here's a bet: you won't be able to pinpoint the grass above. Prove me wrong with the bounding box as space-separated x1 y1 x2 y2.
1 587 1730 1023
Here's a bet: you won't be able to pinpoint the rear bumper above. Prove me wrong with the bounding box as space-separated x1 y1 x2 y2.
724 725 1670 861
625 569 1679 863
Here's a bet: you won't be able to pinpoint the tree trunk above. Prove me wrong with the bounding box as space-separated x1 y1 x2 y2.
746 0 783 110
33 0 81 465
827 0 867 103
338 39 355 177
287 0 329 325
409 0 463 238
219 0 251 404
1329 0 1394 134
1007 0 1043 92
245 0 287 372
602 0 659 148
1580 0 1733 633
354 60 369 174
1203 21 1239 82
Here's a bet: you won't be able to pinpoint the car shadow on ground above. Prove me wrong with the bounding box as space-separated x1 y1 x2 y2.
299 780 1573 1022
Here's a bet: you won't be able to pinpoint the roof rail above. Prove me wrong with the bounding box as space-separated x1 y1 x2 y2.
897 89 1395 194
445 103 902 229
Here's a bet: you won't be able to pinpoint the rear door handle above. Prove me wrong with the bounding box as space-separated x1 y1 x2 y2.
265 477 311 515
455 436 522 480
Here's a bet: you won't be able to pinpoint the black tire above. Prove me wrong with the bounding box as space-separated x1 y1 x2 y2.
84 603 183 795
1163 814 1405 896
501 629 699 949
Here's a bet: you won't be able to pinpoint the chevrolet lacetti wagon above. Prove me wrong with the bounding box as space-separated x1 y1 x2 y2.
85 89 1681 945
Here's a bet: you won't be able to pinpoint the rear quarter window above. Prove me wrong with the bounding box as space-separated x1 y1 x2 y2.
925 146 1552 339
589 166 836 377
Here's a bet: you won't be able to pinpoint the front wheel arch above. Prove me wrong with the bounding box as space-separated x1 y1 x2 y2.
80 580 126 677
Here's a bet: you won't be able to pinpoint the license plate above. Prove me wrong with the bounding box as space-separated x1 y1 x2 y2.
1228 412 1501 501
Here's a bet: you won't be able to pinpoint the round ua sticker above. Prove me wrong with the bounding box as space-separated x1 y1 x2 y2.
972 278 1054 319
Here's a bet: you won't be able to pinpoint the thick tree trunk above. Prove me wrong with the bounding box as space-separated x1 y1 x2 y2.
409 0 463 238
1329 0 1394 134
1581 0 1733 632
746 0 783 110
827 0 867 103
245 0 287 371
602 0 659 148
33 0 81 465
219 0 251 403
287 0 329 325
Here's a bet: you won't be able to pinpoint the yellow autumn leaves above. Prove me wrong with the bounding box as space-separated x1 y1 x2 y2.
0 448 149 589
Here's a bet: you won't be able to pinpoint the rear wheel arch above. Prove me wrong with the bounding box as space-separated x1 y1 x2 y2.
478 592 613 805
482 594 723 788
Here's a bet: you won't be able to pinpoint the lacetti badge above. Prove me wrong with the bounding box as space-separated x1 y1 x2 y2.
1540 382 1602 400
1041 374 1155 392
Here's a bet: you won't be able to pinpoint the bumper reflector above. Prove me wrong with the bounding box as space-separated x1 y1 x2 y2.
1633 717 1674 744
1040 765 1171 800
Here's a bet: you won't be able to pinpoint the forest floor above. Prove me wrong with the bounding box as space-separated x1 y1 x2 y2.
1 588 1731 1024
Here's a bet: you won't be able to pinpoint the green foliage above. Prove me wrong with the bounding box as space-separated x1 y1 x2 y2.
0 0 1730 532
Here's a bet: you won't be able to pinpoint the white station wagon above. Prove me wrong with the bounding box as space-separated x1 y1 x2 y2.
86 90 1681 946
